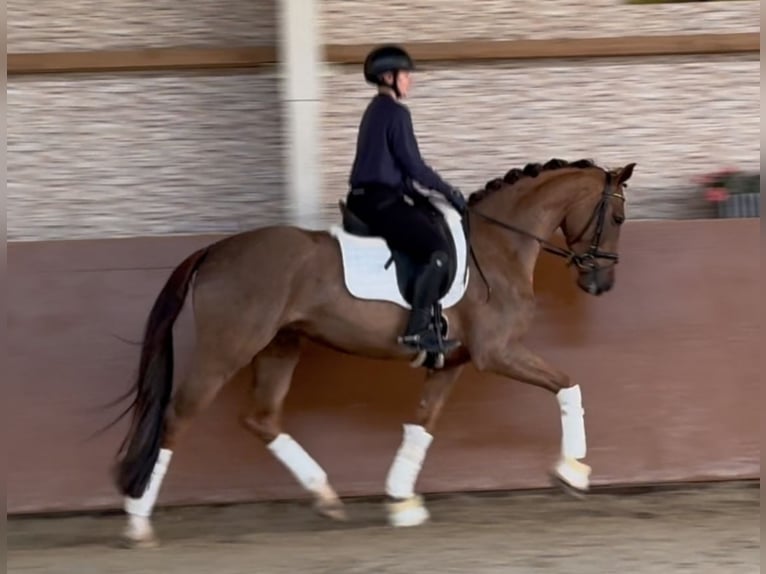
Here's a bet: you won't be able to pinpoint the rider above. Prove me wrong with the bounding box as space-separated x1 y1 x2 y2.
345 44 468 359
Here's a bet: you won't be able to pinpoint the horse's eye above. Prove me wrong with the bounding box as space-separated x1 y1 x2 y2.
613 214 625 226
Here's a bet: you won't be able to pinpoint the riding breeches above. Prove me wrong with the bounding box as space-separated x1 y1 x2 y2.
346 187 449 264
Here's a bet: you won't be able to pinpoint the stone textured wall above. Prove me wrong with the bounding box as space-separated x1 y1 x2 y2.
8 0 283 242
8 0 276 52
8 0 760 240
319 0 759 43
8 71 284 241
318 53 760 225
316 0 760 226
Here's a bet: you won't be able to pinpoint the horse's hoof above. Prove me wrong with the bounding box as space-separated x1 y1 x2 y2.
386 495 430 527
550 457 591 499
120 516 159 549
119 532 159 549
549 472 588 500
314 498 349 522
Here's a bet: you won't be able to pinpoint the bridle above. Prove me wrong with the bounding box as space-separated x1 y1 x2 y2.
466 170 626 299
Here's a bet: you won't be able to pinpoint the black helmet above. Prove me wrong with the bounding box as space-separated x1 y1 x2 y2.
363 45 415 85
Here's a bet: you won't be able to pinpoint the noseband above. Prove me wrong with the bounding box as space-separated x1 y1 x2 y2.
467 171 625 297
561 171 625 272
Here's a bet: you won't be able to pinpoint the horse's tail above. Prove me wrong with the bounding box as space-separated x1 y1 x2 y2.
114 246 209 498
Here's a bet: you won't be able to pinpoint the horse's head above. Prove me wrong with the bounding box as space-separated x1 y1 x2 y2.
469 158 637 298
559 163 635 295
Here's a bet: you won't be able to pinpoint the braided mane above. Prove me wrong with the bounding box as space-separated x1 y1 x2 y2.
467 158 602 206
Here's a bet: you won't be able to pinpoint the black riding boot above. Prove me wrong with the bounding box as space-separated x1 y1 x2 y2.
398 252 460 356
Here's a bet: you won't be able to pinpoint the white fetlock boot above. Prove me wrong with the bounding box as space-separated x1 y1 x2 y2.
122 448 173 548
552 385 591 497
385 424 433 527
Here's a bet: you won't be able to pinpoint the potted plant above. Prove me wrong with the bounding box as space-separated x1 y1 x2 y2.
696 168 760 219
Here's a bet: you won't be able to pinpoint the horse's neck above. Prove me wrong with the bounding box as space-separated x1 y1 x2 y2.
473 175 580 283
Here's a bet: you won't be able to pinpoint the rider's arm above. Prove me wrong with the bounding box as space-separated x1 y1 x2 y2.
388 106 455 197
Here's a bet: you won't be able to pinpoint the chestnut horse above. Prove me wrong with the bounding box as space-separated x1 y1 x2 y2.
113 158 635 546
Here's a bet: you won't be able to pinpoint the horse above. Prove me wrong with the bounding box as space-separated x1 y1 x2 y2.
112 157 635 547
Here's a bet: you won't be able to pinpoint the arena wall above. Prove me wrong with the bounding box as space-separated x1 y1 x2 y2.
7 218 759 514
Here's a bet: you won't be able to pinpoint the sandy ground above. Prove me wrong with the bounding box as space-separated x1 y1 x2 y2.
7 482 760 574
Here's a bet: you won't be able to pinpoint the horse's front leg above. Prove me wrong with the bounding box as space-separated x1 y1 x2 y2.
479 343 591 496
384 364 464 527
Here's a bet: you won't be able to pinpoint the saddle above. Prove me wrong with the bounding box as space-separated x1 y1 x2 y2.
336 197 463 369
337 198 459 307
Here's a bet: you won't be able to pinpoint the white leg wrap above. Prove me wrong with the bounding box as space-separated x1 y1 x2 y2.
124 448 173 518
557 385 587 459
267 433 328 494
385 424 433 500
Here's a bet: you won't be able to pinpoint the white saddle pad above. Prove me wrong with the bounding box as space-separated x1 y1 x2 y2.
328 194 470 309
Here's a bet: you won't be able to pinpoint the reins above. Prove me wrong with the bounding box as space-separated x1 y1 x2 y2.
464 171 625 302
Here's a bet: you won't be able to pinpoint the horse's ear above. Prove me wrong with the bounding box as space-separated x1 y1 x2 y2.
616 162 636 186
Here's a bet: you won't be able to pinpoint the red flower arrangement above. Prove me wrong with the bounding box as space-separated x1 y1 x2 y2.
693 167 760 218
693 167 745 203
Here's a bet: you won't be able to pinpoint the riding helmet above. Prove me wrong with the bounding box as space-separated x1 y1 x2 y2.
363 45 415 85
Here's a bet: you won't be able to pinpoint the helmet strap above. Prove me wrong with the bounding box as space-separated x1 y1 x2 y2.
377 71 401 99
391 70 401 99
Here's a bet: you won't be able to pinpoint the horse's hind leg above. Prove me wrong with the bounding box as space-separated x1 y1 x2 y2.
385 364 464 527
241 331 347 521
122 354 243 547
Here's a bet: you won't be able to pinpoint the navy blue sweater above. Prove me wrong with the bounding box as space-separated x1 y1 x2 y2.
349 94 453 197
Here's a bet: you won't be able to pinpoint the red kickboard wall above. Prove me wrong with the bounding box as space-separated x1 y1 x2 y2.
7 218 760 514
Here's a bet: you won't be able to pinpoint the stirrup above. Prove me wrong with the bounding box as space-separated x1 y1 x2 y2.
399 303 458 352
398 329 459 355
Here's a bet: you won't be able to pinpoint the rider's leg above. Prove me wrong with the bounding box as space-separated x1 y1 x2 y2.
370 201 458 354
347 192 458 356
398 250 458 353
